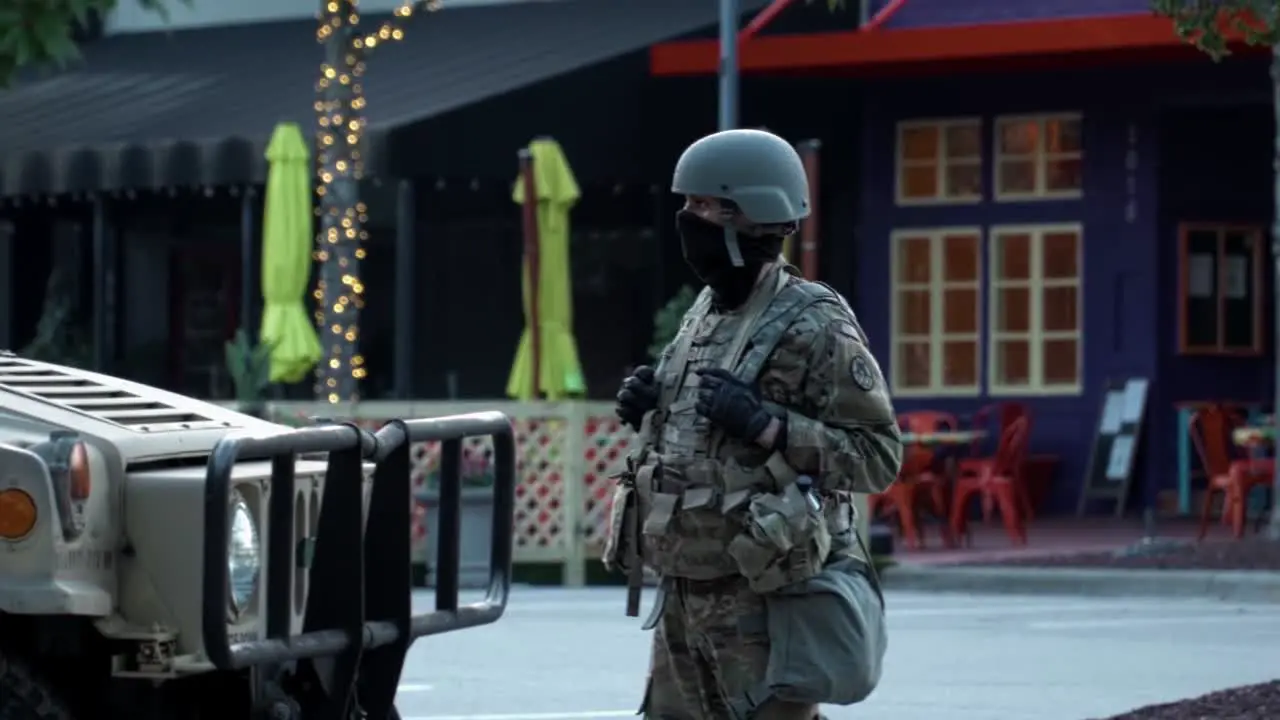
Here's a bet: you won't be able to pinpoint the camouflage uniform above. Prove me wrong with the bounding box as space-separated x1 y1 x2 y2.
607 129 901 720
633 265 899 720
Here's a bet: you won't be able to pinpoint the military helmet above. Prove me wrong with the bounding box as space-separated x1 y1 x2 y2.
671 129 810 225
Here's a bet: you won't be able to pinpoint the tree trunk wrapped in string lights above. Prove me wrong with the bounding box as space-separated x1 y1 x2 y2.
313 0 438 403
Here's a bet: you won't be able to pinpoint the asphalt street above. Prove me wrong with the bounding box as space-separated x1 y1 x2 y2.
393 586 1280 720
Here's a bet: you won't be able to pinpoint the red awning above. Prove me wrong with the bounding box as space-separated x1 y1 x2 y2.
650 14 1207 76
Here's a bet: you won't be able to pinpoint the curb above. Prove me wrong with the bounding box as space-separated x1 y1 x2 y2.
881 564 1280 603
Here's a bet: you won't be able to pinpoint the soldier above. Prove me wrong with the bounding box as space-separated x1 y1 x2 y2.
605 129 902 720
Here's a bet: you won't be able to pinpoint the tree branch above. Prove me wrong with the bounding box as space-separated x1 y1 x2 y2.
1151 0 1280 60
353 0 438 53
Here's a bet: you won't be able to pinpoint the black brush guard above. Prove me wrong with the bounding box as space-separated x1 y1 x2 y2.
201 411 516 719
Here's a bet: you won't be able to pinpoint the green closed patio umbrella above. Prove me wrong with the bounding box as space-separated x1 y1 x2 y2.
259 122 322 383
505 138 586 400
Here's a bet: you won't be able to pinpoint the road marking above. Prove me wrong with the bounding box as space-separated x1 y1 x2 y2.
398 683 434 693
1026 614 1271 630
427 600 1112 618
404 707 634 712
890 603 1108 618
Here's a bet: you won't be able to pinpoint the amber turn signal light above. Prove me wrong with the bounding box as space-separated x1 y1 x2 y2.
0 488 37 540
69 442 91 500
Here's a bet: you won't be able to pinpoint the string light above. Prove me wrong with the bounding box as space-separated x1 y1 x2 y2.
313 0 441 403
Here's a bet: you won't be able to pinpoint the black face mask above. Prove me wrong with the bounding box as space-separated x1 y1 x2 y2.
676 210 784 309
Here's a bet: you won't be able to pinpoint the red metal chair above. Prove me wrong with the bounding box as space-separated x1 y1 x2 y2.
962 402 1034 521
1189 407 1275 540
950 416 1031 546
870 411 958 549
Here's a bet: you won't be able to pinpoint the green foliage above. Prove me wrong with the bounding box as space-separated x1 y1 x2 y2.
0 0 185 87
1150 0 1280 59
21 267 92 368
649 285 698 361
224 329 273 403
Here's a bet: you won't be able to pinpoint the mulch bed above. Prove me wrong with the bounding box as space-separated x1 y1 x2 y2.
964 536 1280 571
1094 679 1280 719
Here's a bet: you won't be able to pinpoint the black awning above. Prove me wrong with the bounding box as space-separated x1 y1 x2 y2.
0 0 766 197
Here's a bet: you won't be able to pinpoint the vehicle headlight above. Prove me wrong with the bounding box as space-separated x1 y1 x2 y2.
227 491 261 619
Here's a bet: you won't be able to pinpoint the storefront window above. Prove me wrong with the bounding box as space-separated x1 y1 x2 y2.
1177 223 1263 356
994 113 1083 201
988 224 1083 394
890 228 982 395
895 119 983 205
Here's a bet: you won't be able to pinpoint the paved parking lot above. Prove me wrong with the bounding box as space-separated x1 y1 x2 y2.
393 587 1280 720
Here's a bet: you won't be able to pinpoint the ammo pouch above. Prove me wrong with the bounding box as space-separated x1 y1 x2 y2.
601 479 635 574
726 483 831 594
730 557 887 719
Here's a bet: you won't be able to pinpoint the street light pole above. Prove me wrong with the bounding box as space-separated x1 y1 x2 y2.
1269 44 1280 540
718 0 739 130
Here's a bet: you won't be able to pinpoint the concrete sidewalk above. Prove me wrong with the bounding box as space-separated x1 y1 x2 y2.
882 563 1280 603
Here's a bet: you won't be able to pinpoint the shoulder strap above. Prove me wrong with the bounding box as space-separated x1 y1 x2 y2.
641 288 713 445
734 280 838 384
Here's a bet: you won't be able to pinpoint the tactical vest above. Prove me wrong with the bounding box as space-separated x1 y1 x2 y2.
630 265 845 581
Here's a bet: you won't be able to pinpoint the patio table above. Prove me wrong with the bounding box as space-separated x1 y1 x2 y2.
901 430 986 446
1232 424 1275 447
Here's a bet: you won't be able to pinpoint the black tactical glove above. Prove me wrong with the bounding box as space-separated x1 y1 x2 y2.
615 365 659 431
694 368 783 449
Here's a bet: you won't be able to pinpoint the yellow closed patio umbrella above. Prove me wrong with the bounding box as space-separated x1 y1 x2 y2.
506 138 586 401
258 122 322 383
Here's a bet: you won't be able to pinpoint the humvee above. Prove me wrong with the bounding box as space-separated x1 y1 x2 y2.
0 351 515 719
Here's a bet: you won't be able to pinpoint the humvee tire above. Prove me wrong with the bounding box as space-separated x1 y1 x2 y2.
0 652 73 720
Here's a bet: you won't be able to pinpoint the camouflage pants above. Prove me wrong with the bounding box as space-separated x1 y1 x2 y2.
641 575 818 720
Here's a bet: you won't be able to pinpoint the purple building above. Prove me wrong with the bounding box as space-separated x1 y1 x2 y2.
652 3 1275 514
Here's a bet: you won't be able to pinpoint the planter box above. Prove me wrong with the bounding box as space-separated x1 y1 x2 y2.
418 488 496 589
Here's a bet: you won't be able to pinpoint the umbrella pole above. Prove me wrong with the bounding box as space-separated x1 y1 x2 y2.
518 149 543 400
394 179 416 399
797 139 821 280
239 186 256 341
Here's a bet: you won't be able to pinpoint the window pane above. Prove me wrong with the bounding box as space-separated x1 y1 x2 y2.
898 237 931 283
901 165 938 198
998 120 1038 155
943 289 977 333
1045 117 1082 153
942 340 978 387
1043 231 1080 278
895 341 932 389
996 287 1030 332
900 126 939 161
898 289 931 334
942 234 979 281
944 162 982 198
1043 338 1079 385
995 233 1032 280
944 123 981 158
1045 158 1082 193
994 339 1031 387
1042 286 1079 332
998 159 1037 194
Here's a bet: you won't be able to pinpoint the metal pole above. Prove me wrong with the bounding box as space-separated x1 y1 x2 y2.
239 187 255 341
1269 44 1280 539
91 197 108 371
394 179 416 398
718 0 740 130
